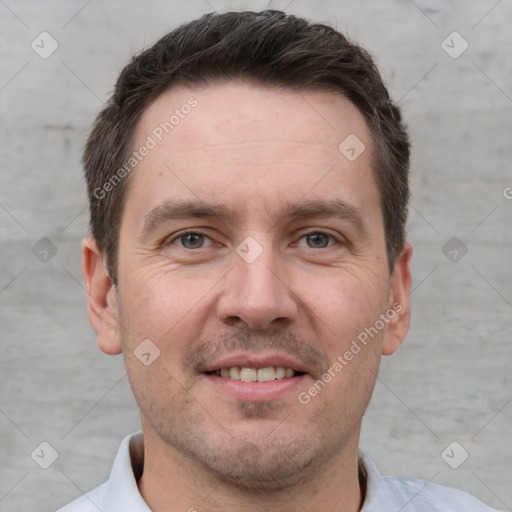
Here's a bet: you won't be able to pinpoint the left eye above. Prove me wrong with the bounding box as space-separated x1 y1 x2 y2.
297 231 337 249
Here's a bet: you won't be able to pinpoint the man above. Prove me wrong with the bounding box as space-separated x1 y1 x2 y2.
58 10 501 512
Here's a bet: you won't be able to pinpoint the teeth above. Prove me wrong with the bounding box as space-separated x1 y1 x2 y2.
213 366 297 381
284 367 294 378
257 367 275 382
240 368 257 382
229 366 240 380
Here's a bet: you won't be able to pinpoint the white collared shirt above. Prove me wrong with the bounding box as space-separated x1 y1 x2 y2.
57 432 502 512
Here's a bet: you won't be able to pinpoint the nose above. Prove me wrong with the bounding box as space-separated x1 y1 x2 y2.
217 239 298 331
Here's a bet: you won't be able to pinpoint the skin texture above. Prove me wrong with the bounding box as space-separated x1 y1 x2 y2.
82 81 412 512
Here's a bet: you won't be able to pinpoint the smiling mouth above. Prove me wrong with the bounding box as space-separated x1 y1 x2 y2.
205 366 305 382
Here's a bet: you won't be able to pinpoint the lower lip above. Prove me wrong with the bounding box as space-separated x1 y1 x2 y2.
201 373 308 402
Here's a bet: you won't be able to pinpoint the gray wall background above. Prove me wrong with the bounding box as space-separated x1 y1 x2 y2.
1 1 511 511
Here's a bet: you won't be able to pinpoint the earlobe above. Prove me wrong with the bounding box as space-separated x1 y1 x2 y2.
82 237 122 355
382 242 412 356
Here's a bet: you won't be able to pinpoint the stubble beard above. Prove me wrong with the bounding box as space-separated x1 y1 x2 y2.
139 389 353 493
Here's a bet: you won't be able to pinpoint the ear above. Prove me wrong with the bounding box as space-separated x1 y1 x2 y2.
381 242 412 356
81 237 122 355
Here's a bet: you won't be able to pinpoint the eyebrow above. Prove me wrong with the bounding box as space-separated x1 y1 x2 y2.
140 198 366 238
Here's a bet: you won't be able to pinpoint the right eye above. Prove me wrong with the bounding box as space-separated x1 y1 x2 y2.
167 231 215 250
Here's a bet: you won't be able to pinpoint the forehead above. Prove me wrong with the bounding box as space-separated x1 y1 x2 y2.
135 80 371 154
126 80 381 227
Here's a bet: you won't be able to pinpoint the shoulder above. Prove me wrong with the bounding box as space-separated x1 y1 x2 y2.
360 452 502 512
381 474 502 511
55 482 108 512
54 432 147 512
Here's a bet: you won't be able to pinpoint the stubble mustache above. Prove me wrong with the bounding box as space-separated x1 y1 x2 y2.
182 329 329 380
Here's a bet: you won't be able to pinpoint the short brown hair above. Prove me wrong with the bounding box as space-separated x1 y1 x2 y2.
83 10 410 283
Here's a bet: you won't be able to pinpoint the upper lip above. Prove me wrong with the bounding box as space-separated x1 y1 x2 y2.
201 353 311 375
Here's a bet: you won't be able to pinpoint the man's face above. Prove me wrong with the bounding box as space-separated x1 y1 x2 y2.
89 81 411 489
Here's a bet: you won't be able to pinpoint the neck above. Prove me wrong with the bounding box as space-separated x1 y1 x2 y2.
137 425 364 512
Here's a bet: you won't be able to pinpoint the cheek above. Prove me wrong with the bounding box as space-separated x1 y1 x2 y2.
117 268 214 367
118 286 194 413
305 272 387 350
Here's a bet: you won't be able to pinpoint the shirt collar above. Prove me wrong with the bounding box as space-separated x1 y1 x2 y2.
358 450 401 510
102 432 151 511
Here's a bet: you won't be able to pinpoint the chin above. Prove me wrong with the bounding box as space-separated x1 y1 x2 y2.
159 414 342 492
195 436 325 491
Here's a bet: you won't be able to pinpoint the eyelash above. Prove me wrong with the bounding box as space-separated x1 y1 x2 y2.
165 229 343 250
